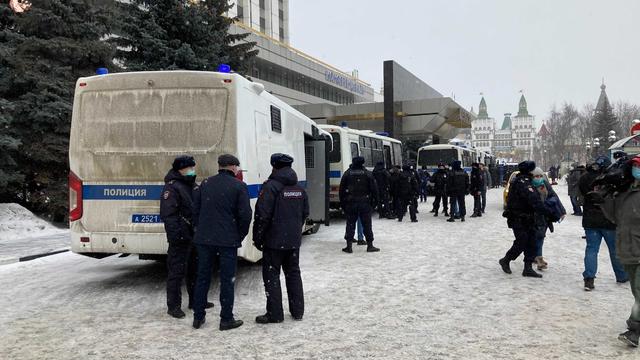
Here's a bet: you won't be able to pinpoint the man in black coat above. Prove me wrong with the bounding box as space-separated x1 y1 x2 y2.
446 160 469 222
253 153 309 324
339 156 379 253
499 160 552 278
192 154 252 331
160 155 212 319
469 163 484 217
388 165 402 218
430 163 449 217
372 161 392 219
397 165 419 222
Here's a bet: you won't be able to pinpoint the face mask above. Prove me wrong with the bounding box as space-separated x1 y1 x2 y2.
632 167 640 180
532 177 545 187
185 169 196 177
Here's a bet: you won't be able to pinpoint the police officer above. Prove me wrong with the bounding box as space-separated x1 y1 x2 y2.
447 160 469 222
431 163 449 217
253 153 309 324
372 161 393 219
389 165 402 218
397 165 419 222
499 160 552 278
469 163 484 217
339 156 380 253
192 154 252 330
160 155 212 319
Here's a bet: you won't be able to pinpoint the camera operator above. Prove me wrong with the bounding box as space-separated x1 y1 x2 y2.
578 156 628 292
601 155 640 347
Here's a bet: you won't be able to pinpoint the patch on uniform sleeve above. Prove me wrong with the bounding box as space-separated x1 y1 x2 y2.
163 191 170 200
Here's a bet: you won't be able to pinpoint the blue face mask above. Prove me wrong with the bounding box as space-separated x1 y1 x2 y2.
632 167 640 180
532 177 545 187
185 169 196 177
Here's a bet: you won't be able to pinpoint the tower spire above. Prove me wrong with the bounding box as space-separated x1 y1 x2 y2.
517 92 529 117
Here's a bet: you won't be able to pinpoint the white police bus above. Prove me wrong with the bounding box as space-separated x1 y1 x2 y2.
416 144 476 173
69 69 331 262
318 125 403 208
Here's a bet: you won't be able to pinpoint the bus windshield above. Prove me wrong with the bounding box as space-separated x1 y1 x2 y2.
328 132 341 163
418 149 458 167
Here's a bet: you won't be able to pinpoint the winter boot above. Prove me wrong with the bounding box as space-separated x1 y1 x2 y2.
366 242 380 252
443 211 449 217
522 262 543 278
499 257 512 274
342 240 353 253
584 278 595 291
430 208 436 213
356 239 366 246
433 212 439 217
255 314 283 324
192 316 206 329
460 216 465 222
167 308 186 319
446 217 455 222
470 212 478 218
219 319 243 331
535 256 548 270
618 320 640 347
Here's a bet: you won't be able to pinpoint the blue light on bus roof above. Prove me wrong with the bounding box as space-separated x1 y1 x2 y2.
218 64 231 73
340 121 348 128
96 68 109 75
376 131 390 137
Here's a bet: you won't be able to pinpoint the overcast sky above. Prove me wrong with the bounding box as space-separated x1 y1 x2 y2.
289 0 640 124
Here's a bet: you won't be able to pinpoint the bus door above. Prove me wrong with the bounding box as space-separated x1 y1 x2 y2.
304 131 330 226
383 145 392 168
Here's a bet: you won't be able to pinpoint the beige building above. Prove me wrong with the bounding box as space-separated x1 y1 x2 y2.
228 0 290 44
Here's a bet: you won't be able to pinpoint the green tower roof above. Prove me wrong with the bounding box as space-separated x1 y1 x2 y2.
517 94 529 117
501 113 512 130
478 97 488 118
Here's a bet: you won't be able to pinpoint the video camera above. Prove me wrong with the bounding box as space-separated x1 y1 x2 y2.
587 153 634 203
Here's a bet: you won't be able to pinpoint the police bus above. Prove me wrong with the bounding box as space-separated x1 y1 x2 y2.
69 70 331 263
416 144 476 173
318 125 403 208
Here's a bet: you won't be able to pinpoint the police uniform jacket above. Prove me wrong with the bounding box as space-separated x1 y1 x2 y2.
192 169 252 248
431 170 448 194
397 170 418 199
505 173 551 227
469 167 484 194
372 164 391 197
339 165 378 207
253 167 309 250
578 170 615 230
160 169 196 244
447 169 469 196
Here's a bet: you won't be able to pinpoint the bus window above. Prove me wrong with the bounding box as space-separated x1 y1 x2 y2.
328 132 341 163
418 148 457 168
350 142 359 158
392 143 402 165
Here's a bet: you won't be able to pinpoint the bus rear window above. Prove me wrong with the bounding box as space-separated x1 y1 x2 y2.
328 133 341 163
78 88 229 153
418 149 457 168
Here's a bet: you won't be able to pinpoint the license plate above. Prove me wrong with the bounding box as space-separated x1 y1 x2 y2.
132 214 162 223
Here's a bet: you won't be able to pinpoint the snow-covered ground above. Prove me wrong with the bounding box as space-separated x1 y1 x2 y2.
0 186 637 359
0 203 69 262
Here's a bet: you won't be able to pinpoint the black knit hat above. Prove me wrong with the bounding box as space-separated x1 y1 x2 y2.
352 156 365 166
518 160 536 174
270 153 294 169
172 155 196 171
218 154 240 167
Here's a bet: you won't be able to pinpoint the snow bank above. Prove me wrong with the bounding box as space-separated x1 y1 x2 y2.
0 203 66 242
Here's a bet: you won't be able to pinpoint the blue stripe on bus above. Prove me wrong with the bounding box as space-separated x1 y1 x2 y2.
329 171 341 178
84 181 308 201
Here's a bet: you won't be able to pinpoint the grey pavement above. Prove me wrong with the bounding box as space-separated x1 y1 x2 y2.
0 231 69 264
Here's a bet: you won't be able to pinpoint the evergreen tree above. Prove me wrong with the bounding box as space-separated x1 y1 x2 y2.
592 99 617 144
0 0 115 220
113 0 257 73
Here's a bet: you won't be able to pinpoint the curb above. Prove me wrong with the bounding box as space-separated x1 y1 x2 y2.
0 248 69 266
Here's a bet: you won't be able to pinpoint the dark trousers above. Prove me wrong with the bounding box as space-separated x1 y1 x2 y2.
480 189 487 212
262 248 304 321
166 242 197 310
505 224 537 263
432 192 448 213
344 202 374 243
473 193 482 214
570 195 582 214
193 244 237 322
449 194 466 217
419 188 428 202
398 198 417 221
378 194 391 218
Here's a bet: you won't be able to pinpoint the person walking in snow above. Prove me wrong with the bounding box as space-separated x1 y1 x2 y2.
253 153 308 324
418 166 430 203
530 167 566 270
480 163 491 212
397 165 419 223
446 160 469 222
601 155 640 347
430 163 449 217
499 161 553 278
469 163 484 218
567 163 586 216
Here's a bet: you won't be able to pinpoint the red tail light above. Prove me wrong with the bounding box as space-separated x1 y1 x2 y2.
235 170 244 182
69 171 83 221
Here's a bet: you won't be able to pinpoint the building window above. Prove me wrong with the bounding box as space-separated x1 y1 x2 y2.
237 4 243 19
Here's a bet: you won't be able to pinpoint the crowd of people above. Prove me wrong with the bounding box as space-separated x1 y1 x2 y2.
158 150 640 348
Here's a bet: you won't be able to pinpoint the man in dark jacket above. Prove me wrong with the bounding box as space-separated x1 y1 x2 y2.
397 165 419 222
567 164 586 215
389 165 402 219
578 156 628 291
339 156 379 253
446 160 469 222
372 161 392 219
192 154 252 331
499 160 553 278
160 155 211 319
418 166 430 203
431 163 449 217
253 153 309 324
469 163 484 217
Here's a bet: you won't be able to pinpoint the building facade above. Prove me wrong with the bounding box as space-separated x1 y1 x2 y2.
228 0 290 44
471 95 536 161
